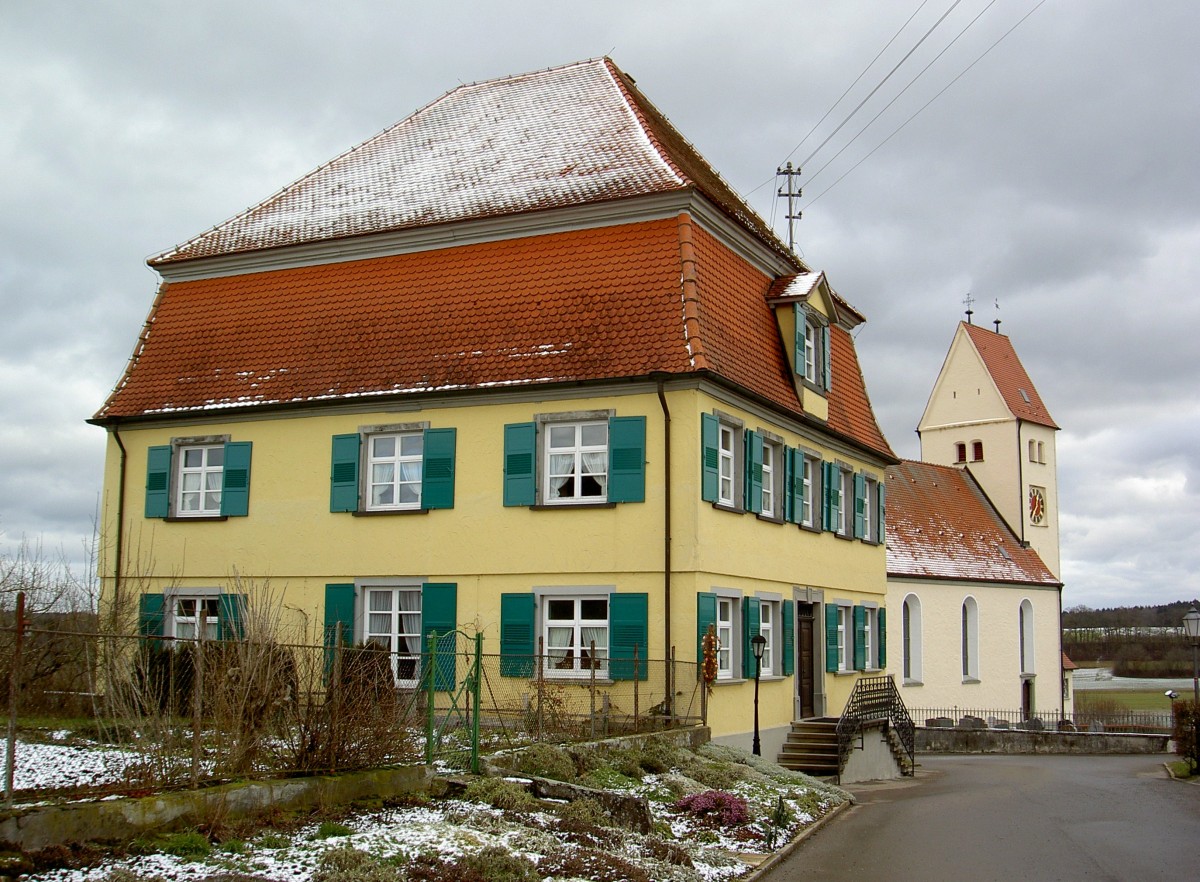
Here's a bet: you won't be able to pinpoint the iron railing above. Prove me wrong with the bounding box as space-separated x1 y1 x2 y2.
835 674 914 781
910 706 1173 734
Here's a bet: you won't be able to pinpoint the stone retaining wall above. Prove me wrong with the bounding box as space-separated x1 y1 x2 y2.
916 726 1169 755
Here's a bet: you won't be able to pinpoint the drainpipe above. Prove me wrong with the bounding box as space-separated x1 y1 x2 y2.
656 379 673 714
112 427 127 631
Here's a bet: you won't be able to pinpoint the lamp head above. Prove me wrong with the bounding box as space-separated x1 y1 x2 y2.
1183 606 1200 643
1166 690 1179 700
750 633 767 661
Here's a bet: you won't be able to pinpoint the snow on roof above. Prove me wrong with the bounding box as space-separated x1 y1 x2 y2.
886 460 1059 585
152 58 787 266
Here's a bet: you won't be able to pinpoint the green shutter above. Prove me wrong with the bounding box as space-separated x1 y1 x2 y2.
822 325 832 391
701 413 719 502
853 473 866 539
609 593 648 681
825 604 839 673
793 303 805 376
324 583 355 649
878 607 887 668
139 593 165 637
500 593 536 677
503 422 537 507
696 593 716 666
145 446 172 518
782 601 795 676
786 448 804 524
744 430 763 515
220 441 252 517
421 428 456 510
607 416 646 503
822 462 835 531
218 593 246 640
422 583 458 691
877 482 887 544
742 596 761 679
853 605 867 671
329 434 361 512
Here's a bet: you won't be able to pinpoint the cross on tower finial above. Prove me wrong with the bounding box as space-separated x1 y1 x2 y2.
963 293 975 324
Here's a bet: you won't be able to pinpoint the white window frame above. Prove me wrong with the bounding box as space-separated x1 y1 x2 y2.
759 600 780 676
716 597 734 680
543 420 609 505
176 444 224 517
902 594 923 684
801 454 816 528
760 442 775 517
542 595 609 677
962 596 980 681
862 477 874 542
803 319 818 384
166 592 220 642
366 431 424 511
718 424 736 507
863 606 877 670
836 468 853 537
837 605 851 672
362 585 423 687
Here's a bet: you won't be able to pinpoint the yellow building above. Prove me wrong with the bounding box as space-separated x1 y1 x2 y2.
90 59 898 763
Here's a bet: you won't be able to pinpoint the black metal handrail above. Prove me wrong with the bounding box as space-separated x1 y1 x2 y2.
835 674 915 780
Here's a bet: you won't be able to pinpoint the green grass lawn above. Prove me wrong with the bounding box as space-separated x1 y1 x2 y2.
1075 690 1179 712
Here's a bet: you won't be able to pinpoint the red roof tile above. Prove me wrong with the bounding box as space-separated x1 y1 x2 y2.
1061 652 1078 670
886 460 1059 585
961 322 1058 429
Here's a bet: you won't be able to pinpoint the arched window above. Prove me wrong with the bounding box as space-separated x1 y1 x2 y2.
961 596 980 681
1019 599 1035 674
902 594 923 683
971 440 984 462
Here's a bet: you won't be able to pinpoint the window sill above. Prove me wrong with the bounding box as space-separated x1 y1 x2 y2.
755 513 786 525
352 508 430 517
530 502 617 511
799 522 820 534
833 669 857 677
714 677 746 686
1020 672 1036 680
902 679 923 687
541 675 614 686
711 502 744 515
962 677 981 685
165 515 228 523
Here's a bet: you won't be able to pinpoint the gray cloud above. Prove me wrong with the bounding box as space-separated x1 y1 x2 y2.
2 0 1197 607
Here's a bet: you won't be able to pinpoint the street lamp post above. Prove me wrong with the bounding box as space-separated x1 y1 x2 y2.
751 633 767 756
1182 606 1200 773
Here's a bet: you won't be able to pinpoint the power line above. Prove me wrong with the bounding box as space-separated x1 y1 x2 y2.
747 0 933 198
804 0 1000 189
802 0 1051 209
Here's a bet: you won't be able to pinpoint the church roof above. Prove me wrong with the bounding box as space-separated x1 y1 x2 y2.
151 57 790 267
962 322 1058 429
886 460 1059 585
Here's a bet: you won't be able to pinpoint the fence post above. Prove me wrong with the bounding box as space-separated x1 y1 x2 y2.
4 592 26 809
191 632 204 789
633 643 640 733
536 636 545 742
471 633 482 775
328 633 343 774
589 639 597 740
669 645 677 726
425 631 437 766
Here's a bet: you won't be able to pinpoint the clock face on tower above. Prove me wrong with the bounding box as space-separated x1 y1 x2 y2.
1028 486 1047 525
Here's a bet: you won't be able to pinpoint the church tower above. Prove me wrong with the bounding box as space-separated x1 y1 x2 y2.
917 321 1060 577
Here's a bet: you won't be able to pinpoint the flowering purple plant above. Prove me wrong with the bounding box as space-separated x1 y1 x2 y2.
673 790 750 827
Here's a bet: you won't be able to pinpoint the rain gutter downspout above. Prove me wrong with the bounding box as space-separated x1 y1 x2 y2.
656 379 673 716
112 427 127 631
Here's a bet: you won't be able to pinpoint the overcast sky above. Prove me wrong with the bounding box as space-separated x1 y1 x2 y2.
2 1 1196 610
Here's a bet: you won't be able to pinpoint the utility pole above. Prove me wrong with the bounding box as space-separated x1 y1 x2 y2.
776 162 803 252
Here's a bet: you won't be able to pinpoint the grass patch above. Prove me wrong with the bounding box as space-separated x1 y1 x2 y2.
1075 690 1177 712
1166 760 1195 779
314 820 354 840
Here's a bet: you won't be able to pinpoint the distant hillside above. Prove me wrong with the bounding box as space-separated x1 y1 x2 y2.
1063 601 1196 630
1063 601 1196 677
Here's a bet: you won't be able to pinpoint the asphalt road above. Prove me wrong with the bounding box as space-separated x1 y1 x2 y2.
764 754 1199 882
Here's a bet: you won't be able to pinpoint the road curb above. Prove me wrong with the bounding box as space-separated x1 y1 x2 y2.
744 797 853 880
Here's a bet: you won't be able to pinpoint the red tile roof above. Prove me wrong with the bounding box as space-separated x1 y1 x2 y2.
1061 652 1078 671
152 58 792 268
95 215 896 461
962 322 1058 429
886 460 1059 585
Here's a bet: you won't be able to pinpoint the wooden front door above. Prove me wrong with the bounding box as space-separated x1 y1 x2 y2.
797 602 816 719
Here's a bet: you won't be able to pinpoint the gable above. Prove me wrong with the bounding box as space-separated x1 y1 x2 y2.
918 324 1011 431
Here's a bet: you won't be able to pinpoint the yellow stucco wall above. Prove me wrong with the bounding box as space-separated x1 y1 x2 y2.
97 383 890 740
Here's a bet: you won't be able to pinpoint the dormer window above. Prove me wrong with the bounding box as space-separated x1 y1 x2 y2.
794 304 831 392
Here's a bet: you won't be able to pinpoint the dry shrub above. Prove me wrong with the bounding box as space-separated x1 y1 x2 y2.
537 846 652 882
